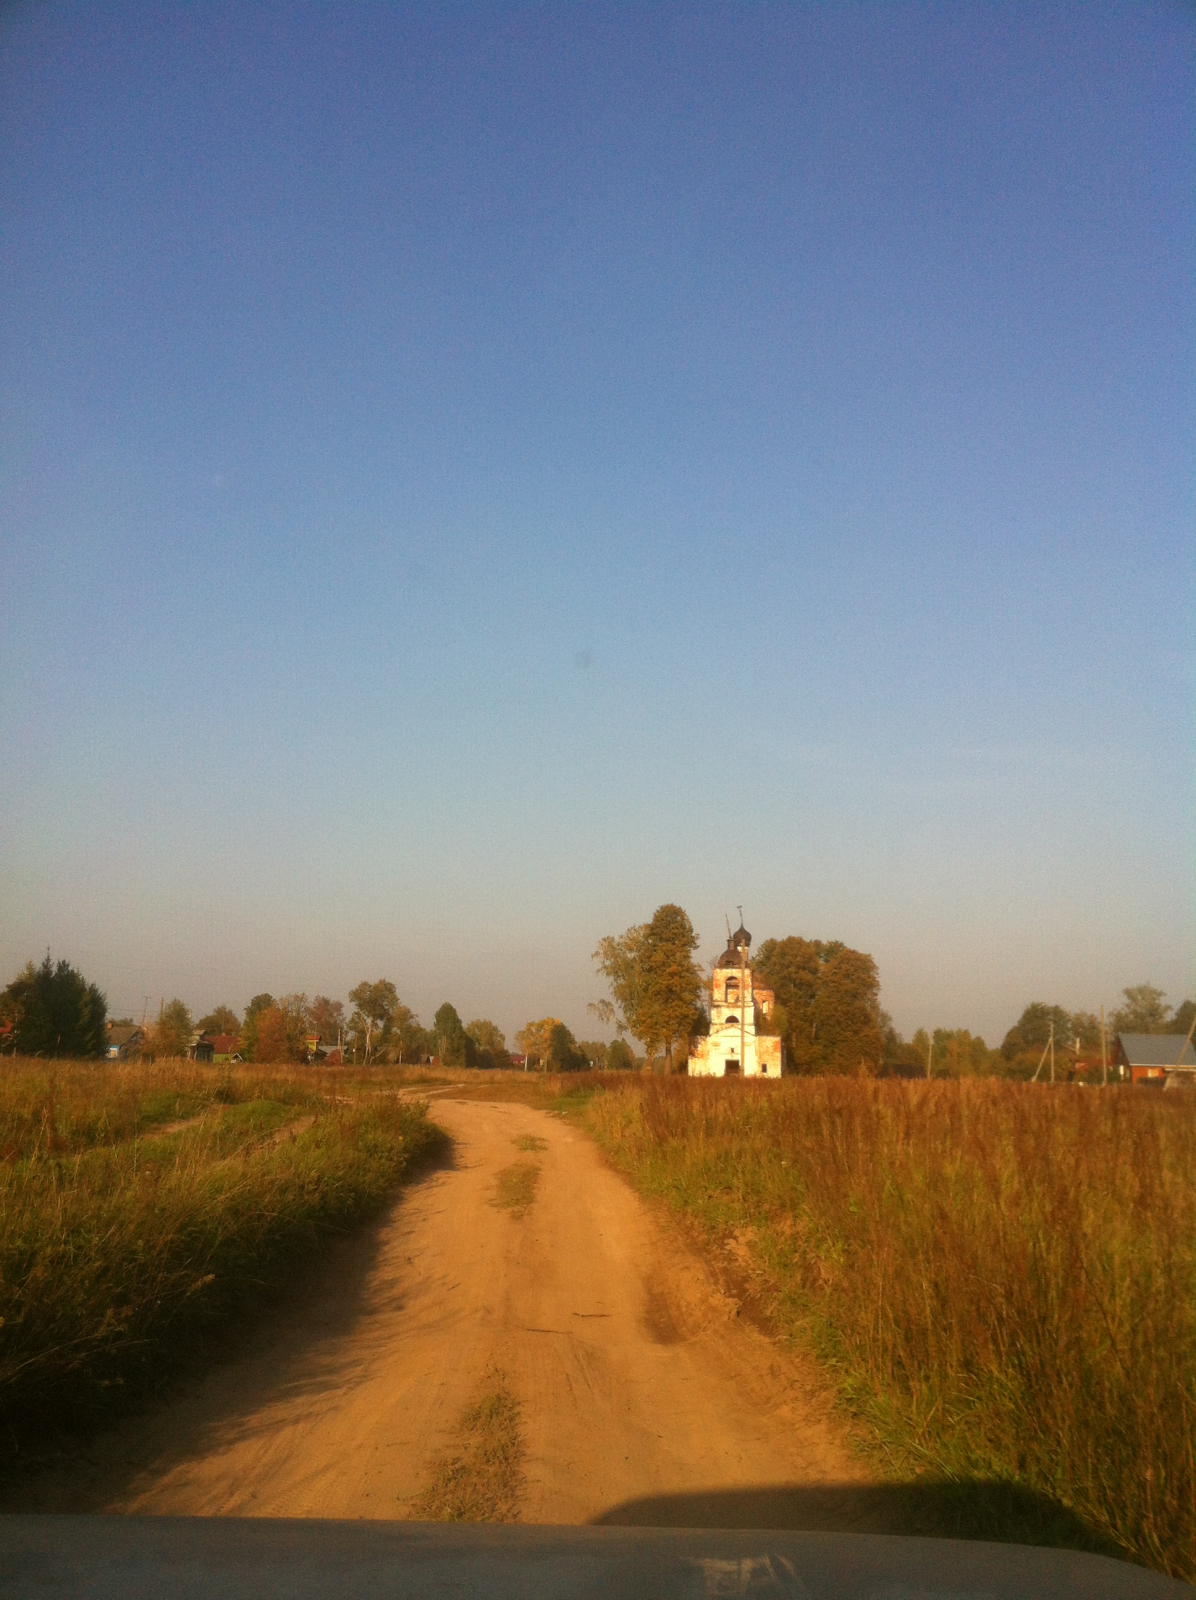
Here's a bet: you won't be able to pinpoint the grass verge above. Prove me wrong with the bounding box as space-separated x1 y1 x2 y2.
411 1366 524 1521
583 1075 1196 1582
0 1056 446 1460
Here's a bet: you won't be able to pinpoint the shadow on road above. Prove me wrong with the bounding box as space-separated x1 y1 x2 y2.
0 1130 461 1513
592 1481 1122 1559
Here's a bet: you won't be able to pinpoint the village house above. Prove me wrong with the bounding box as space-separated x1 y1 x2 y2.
105 1022 146 1059
687 920 783 1078
1115 1032 1196 1089
207 1033 243 1063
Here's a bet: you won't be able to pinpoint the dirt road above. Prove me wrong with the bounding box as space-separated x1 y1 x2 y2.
11 1097 870 1525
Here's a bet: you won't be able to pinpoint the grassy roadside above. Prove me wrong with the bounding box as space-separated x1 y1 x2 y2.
582 1076 1196 1583
0 1057 446 1460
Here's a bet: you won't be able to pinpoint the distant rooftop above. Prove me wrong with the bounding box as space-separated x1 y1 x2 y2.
1117 1033 1196 1069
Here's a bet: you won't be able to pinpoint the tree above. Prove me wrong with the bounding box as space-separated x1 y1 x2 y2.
1071 1011 1103 1052
594 904 703 1070
198 1004 240 1037
1000 1002 1075 1061
466 1019 505 1054
932 1028 997 1077
1173 999 1196 1037
466 1018 508 1070
434 1002 476 1067
246 995 310 1062
152 998 193 1059
253 1006 291 1063
515 1017 563 1070
879 1013 925 1077
392 1007 430 1064
605 1037 636 1072
577 1039 608 1069
547 1021 587 1072
309 995 345 1047
592 925 645 1039
1112 983 1173 1035
239 994 275 1061
348 979 402 1063
0 954 107 1057
281 994 313 1060
754 937 885 1075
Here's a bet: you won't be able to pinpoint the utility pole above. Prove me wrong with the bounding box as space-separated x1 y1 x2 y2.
1175 1011 1196 1076
1032 1020 1055 1085
739 920 746 1078
1100 1006 1107 1087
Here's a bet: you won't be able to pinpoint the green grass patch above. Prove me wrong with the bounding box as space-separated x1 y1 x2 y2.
0 1057 446 1461
514 1135 547 1153
490 1162 540 1217
411 1367 523 1522
583 1076 1196 1583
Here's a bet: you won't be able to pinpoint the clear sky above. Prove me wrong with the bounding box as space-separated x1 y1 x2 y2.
2 2 1192 1046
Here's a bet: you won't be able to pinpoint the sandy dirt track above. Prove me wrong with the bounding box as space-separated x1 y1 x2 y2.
11 1097 872 1525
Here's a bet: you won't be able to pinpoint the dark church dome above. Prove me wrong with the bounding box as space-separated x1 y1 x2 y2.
714 923 751 970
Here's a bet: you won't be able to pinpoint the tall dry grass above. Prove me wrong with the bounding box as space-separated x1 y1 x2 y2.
0 1056 443 1453
585 1077 1196 1580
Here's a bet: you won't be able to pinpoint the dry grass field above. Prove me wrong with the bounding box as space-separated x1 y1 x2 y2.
584 1076 1196 1582
6 1056 1192 1580
0 1056 444 1459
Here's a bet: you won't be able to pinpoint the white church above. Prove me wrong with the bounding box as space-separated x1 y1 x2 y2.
687 919 784 1077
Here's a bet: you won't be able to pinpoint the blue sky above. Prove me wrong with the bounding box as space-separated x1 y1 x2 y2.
2 2 1191 1045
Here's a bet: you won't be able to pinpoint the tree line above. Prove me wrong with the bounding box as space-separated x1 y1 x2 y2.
0 959 503 1068
2 945 1190 1077
590 907 1195 1078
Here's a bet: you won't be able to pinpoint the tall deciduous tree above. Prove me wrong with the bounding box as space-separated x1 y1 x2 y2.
466 1018 507 1069
605 1037 636 1072
248 995 310 1063
433 1002 475 1067
391 1006 428 1064
349 979 401 1063
0 955 107 1057
152 998 193 1059
594 904 703 1070
197 1004 240 1037
754 936 885 1075
1001 1002 1075 1060
239 994 275 1061
253 1005 291 1063
515 1017 562 1069
466 1019 505 1055
547 1021 587 1072
1112 983 1173 1034
309 995 345 1047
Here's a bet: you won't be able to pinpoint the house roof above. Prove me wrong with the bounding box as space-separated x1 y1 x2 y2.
1117 1033 1196 1069
208 1033 242 1054
106 1024 144 1047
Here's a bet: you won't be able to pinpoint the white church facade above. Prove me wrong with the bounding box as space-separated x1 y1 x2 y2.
687 920 784 1078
